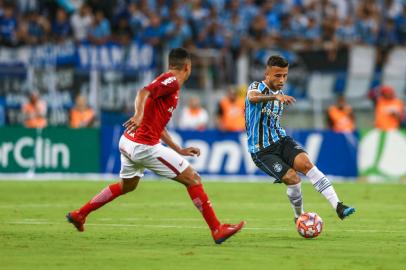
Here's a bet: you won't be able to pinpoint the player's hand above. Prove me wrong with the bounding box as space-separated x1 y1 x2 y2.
123 114 143 133
179 147 201 157
275 94 296 105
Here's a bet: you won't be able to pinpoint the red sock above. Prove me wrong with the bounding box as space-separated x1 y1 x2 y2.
187 184 221 231
79 183 123 217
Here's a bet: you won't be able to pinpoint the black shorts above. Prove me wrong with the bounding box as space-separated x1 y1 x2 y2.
251 136 306 183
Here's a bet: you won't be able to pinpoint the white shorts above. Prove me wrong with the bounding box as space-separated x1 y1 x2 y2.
118 135 190 179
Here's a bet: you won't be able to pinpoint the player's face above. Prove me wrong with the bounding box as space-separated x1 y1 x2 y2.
265 66 289 90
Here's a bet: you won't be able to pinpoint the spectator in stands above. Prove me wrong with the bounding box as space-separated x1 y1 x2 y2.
142 13 165 48
336 16 358 47
395 5 406 44
303 16 322 49
22 91 47 128
52 8 71 42
355 2 379 45
20 11 50 45
69 95 95 128
70 3 93 43
327 95 356 133
87 10 111 45
247 13 269 50
113 15 132 45
164 14 192 49
178 96 208 131
216 87 245 132
0 3 19 47
372 85 404 131
378 18 400 49
128 2 149 39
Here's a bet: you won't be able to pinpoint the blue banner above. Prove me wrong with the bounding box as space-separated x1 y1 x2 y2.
101 127 358 179
0 41 154 71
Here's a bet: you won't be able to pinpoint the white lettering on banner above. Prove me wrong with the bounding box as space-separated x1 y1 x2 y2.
52 144 70 168
44 139 51 168
111 47 123 66
35 137 43 167
100 47 110 67
128 45 139 69
304 134 322 163
167 132 325 174
91 48 97 67
0 142 13 167
184 140 209 171
358 129 379 171
78 46 88 66
359 130 406 177
14 137 34 168
0 137 70 169
208 141 241 173
239 133 258 174
78 44 153 69
139 46 153 67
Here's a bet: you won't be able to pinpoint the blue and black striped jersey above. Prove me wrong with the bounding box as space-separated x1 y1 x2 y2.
245 81 287 153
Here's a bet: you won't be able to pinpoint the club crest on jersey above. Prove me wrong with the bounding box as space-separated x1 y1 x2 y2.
273 162 283 173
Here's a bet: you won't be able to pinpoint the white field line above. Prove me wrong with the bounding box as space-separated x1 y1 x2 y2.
3 220 406 233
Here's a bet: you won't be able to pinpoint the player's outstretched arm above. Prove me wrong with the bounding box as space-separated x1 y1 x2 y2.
123 88 150 132
248 91 296 105
161 128 200 157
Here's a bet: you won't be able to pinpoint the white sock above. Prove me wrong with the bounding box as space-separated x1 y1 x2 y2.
306 166 340 209
286 182 304 218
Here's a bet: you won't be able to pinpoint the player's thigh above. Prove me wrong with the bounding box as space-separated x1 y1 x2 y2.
281 136 307 168
141 144 190 180
119 152 145 179
251 151 290 183
118 136 146 179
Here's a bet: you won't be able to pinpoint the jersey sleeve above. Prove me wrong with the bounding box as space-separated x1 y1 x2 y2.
145 74 179 98
247 82 261 94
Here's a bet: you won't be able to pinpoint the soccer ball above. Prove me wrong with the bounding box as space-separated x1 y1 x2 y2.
296 212 323 238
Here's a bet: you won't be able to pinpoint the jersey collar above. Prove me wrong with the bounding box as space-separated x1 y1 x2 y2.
261 81 279 94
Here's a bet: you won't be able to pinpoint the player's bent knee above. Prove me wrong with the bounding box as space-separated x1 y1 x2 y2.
175 166 201 187
282 169 300 185
301 160 314 174
294 153 314 174
121 177 140 194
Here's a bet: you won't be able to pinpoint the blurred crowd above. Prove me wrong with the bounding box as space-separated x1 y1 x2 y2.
1 0 405 52
19 83 404 132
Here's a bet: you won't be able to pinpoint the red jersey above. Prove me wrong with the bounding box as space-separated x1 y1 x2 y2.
124 72 180 145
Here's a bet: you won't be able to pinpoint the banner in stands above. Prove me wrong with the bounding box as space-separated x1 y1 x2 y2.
101 127 358 179
359 129 406 181
0 127 99 173
0 41 154 70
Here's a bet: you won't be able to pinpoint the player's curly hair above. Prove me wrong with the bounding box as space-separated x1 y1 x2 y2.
168 48 191 70
267 55 289 68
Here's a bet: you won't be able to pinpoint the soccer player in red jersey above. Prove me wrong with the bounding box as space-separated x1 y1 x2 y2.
67 48 245 244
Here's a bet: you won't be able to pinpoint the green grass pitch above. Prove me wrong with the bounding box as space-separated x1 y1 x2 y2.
0 180 405 270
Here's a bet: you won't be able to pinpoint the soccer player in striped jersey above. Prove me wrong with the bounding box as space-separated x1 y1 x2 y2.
245 55 355 221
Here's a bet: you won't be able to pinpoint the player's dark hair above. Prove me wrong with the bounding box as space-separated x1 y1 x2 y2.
267 55 289 68
168 48 191 70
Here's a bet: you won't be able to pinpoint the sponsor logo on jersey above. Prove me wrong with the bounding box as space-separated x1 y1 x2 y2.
162 76 176 86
